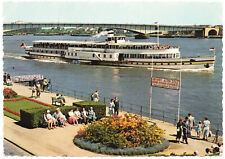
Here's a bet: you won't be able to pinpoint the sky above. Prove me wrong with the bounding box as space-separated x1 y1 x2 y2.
2 0 224 25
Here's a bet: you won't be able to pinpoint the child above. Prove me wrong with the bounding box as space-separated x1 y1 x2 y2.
31 85 36 97
196 121 202 138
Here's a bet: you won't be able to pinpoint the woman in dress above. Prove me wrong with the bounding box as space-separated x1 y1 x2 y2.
176 117 183 143
202 116 211 141
53 108 67 127
74 108 82 124
109 99 115 116
68 109 78 125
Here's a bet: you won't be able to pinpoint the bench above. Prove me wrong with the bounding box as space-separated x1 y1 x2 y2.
52 97 63 106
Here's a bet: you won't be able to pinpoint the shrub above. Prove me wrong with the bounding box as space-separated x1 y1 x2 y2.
73 100 106 119
20 106 79 128
3 88 17 99
74 137 169 155
76 114 165 150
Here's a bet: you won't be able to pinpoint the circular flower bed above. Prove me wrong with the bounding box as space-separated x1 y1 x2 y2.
74 114 169 155
3 88 18 99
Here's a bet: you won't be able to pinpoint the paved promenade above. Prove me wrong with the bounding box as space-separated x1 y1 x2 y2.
3 83 222 156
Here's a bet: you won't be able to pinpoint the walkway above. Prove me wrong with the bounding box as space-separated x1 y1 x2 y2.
3 83 221 156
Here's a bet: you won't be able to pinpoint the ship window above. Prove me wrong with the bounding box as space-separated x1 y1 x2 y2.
110 55 112 58
68 53 70 56
71 53 73 56
98 54 101 57
93 54 95 57
75 53 77 56
104 54 106 58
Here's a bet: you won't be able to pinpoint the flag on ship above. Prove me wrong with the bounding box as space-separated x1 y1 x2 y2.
209 47 215 51
20 43 26 48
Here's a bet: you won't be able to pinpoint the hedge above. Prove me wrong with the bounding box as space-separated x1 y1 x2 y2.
74 137 169 156
20 106 79 128
73 100 106 119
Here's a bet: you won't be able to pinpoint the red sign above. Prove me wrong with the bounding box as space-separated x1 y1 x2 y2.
151 77 180 90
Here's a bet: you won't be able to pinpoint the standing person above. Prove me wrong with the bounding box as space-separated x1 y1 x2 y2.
81 108 88 124
196 121 202 138
3 72 7 84
176 118 183 143
31 85 36 98
91 93 94 101
182 117 189 144
202 116 211 141
93 90 99 102
47 80 52 92
42 78 48 92
188 113 195 137
114 97 120 115
32 77 37 87
109 99 115 116
7 73 11 80
36 82 41 97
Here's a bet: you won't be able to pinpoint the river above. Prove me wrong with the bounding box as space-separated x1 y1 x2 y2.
3 35 223 134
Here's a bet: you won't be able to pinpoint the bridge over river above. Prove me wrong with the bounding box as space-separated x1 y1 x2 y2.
3 22 222 38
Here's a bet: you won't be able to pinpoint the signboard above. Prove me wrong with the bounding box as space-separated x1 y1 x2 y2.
12 74 44 83
151 77 180 90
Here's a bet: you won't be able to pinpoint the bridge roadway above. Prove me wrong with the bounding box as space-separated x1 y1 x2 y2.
3 22 205 34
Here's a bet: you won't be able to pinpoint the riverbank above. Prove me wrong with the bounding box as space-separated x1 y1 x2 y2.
3 82 222 156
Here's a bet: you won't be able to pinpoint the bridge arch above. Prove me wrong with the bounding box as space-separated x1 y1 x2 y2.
208 29 217 36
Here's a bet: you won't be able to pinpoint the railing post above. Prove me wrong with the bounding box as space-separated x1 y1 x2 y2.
104 97 105 104
163 110 165 122
140 106 143 118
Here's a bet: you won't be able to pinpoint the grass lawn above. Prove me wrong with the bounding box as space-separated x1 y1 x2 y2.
4 98 52 120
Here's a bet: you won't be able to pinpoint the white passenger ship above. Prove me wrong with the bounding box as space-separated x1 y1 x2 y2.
24 34 215 71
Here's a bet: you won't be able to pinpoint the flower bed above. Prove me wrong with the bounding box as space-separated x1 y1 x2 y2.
74 114 169 155
3 88 18 99
74 137 169 155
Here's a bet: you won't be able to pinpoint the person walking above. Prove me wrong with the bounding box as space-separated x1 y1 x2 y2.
182 117 189 144
36 82 41 97
202 116 211 141
188 113 195 137
114 97 120 115
176 117 183 143
108 99 115 116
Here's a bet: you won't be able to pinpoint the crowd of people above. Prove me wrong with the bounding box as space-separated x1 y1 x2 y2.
31 77 52 98
176 113 212 144
3 72 12 86
42 107 97 130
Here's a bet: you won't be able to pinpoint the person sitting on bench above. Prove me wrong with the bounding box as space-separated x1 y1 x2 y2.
88 107 97 122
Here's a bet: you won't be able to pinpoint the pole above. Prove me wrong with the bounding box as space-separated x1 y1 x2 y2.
177 58 182 122
149 54 153 119
157 23 159 47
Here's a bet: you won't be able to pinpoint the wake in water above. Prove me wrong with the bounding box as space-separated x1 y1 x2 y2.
33 59 68 64
148 67 214 73
4 53 28 61
4 52 68 64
